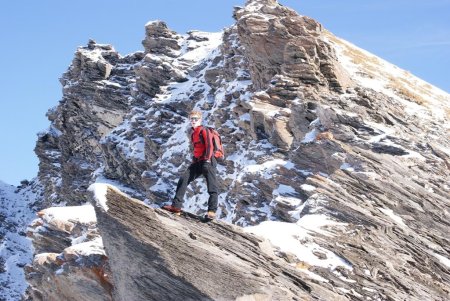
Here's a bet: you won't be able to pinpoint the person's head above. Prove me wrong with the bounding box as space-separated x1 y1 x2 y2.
189 110 202 128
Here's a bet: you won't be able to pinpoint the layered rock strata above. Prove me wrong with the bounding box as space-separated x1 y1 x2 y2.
25 206 112 301
88 184 349 301
27 0 450 300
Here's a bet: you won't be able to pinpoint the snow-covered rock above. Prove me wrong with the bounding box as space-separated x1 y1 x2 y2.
20 0 450 300
0 180 38 301
25 204 111 301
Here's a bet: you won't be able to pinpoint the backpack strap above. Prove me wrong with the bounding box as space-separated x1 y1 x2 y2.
203 127 212 160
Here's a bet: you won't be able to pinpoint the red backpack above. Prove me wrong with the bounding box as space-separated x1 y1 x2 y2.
193 126 225 162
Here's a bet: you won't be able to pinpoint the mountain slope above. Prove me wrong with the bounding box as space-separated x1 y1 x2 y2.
0 181 38 301
24 0 450 300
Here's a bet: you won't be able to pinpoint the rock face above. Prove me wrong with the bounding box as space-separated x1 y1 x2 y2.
88 184 349 301
34 41 138 208
23 0 450 300
25 206 112 301
235 0 352 92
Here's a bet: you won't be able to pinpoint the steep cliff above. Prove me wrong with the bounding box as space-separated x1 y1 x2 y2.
23 0 450 300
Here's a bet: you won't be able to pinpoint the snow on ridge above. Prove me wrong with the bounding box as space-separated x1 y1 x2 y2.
145 20 163 27
88 183 111 212
78 47 104 62
39 205 96 226
327 32 450 123
65 237 105 257
0 180 13 189
180 31 223 62
88 182 138 213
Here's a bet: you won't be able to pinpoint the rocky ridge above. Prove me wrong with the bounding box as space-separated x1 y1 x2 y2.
21 0 450 300
25 205 111 301
87 183 353 301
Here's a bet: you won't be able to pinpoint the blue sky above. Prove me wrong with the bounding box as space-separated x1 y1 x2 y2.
1 0 449 185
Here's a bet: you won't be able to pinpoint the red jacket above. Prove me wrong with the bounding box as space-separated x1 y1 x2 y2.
191 126 212 161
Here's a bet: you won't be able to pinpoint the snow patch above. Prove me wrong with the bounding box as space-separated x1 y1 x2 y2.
433 252 450 268
272 185 302 207
328 33 450 124
40 205 96 225
301 184 316 192
378 207 406 227
302 129 319 143
88 183 111 212
340 163 355 172
65 237 105 257
245 216 351 271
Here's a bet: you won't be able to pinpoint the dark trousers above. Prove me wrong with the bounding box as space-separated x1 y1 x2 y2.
172 161 218 212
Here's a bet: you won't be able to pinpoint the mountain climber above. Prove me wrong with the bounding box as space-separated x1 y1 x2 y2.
162 110 218 220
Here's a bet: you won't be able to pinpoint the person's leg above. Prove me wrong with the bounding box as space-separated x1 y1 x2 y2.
172 163 201 208
202 162 218 212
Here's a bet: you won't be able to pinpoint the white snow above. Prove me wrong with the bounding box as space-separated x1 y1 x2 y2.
245 216 352 271
88 182 140 214
88 183 111 212
302 129 319 143
181 32 223 62
276 184 296 195
300 184 316 192
243 159 293 179
433 252 450 268
65 237 105 257
100 80 122 88
327 33 450 126
340 163 355 172
272 185 302 207
239 113 251 121
39 205 96 225
0 181 38 301
378 207 406 227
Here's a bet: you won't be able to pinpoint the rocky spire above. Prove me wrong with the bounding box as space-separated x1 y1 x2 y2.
235 0 353 92
142 20 182 57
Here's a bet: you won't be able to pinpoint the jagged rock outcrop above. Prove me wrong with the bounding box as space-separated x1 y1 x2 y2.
88 184 350 301
26 0 450 300
35 41 143 208
89 183 450 301
25 206 112 301
235 0 352 92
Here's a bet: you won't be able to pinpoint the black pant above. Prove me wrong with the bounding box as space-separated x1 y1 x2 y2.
172 160 218 212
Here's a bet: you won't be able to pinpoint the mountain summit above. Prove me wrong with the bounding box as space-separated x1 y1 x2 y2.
2 0 449 300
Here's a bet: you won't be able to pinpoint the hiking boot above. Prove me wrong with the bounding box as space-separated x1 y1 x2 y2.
205 211 216 220
162 205 182 216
